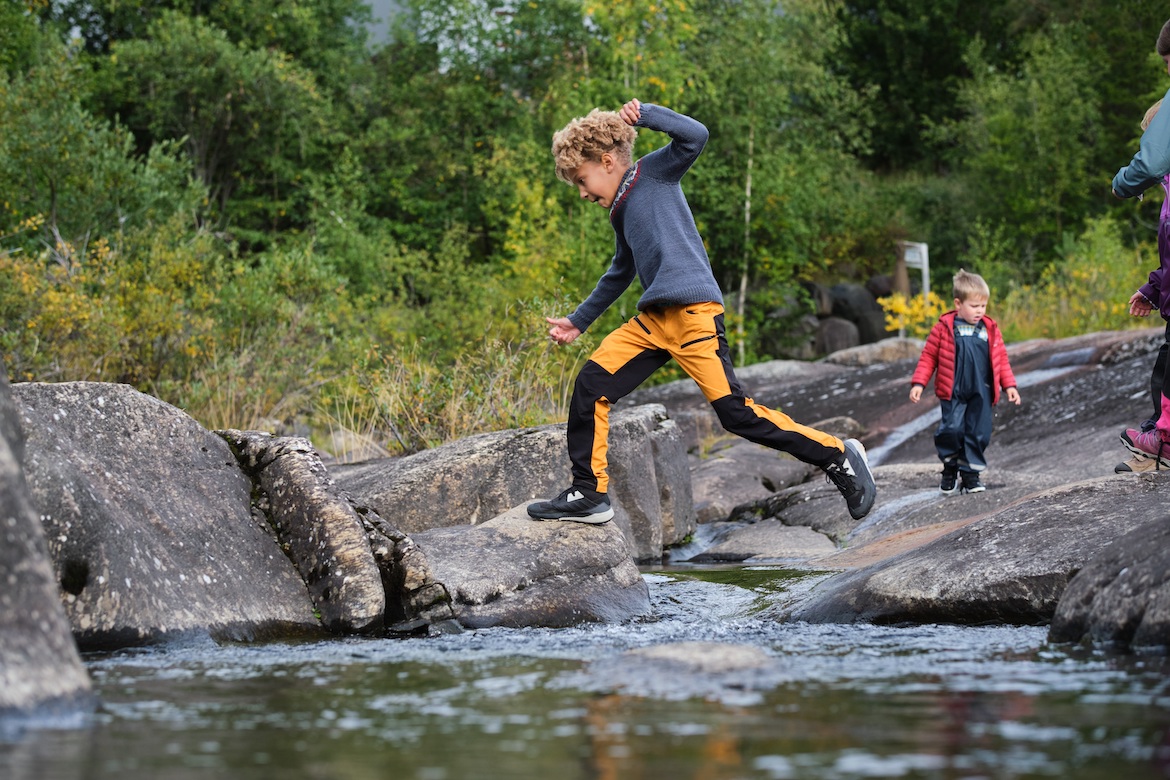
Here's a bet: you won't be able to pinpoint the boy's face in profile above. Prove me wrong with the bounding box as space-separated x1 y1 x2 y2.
569 153 626 208
955 295 988 325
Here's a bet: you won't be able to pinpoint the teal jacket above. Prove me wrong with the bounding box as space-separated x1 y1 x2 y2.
1113 85 1170 198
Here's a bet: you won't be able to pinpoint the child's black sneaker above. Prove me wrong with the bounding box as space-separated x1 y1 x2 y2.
824 438 877 520
527 486 614 524
940 461 959 495
959 471 985 494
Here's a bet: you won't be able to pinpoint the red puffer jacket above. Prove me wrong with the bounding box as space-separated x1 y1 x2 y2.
911 311 1017 404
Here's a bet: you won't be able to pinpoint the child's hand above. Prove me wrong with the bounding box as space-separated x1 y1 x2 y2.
619 99 641 126
909 385 923 403
546 316 581 345
1129 291 1154 317
1006 387 1021 405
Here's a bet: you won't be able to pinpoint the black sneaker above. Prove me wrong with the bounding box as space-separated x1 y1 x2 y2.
960 471 985 494
940 462 959 495
527 486 614 524
824 438 877 520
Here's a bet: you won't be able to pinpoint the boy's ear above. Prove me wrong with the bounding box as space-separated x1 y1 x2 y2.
600 152 615 172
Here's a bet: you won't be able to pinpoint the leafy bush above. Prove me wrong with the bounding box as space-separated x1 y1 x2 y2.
985 217 1154 341
877 291 950 339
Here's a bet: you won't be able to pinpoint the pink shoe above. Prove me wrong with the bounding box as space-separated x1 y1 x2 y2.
1120 428 1170 468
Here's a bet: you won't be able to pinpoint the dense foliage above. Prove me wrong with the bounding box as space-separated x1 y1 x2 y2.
2 0 1168 455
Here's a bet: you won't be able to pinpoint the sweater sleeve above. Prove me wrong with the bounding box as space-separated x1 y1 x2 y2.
1113 85 1170 198
634 103 709 182
567 239 637 333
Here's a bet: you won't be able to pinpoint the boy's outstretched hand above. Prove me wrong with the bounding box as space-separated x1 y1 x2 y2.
619 99 641 126
546 316 581 345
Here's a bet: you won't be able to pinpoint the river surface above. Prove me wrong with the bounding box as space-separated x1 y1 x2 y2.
4 565 1170 780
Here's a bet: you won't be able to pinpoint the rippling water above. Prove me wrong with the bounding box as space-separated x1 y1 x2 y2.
4 566 1170 780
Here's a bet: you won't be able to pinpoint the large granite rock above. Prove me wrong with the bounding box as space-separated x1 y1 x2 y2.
332 405 695 563
781 476 1169 626
13 382 322 648
1049 517 1170 651
689 439 815 523
411 507 651 628
0 366 93 713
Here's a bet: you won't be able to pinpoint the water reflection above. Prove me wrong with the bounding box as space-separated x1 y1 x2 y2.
3 567 1170 780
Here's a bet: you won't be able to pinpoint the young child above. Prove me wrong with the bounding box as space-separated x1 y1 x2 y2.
1114 79 1170 469
1115 99 1170 472
528 99 876 524
909 270 1021 494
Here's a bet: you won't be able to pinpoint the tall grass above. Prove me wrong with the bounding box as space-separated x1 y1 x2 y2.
317 331 593 459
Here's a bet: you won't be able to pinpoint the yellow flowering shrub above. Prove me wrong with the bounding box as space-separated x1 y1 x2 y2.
877 290 949 339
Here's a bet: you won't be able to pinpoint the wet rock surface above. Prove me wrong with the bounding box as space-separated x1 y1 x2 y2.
629 327 1170 650
1049 517 1170 649
411 506 650 628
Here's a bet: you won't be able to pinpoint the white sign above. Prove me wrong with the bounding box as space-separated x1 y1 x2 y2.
902 241 930 298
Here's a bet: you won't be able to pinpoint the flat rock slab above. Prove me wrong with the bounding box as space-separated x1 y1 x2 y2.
580 641 786 705
411 507 651 629
690 439 815 523
689 520 837 563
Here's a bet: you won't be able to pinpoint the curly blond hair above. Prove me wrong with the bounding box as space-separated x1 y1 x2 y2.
551 109 637 184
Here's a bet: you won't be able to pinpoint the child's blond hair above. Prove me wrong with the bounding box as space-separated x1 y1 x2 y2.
1143 100 1163 131
551 109 637 184
953 269 990 302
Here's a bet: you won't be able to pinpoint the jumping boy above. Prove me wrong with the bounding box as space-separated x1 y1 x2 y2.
909 270 1021 494
527 99 876 524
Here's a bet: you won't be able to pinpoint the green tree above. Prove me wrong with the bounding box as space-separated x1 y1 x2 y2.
0 0 44 76
0 39 199 252
834 0 1015 171
96 10 332 241
44 0 372 93
686 0 875 361
947 25 1102 273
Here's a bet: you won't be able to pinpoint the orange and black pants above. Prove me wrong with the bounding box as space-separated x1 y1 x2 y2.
568 302 845 494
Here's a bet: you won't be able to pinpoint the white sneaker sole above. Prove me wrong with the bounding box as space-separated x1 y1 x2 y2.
527 505 614 524
842 438 877 520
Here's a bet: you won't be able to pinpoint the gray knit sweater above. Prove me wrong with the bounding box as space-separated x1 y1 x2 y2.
567 103 724 333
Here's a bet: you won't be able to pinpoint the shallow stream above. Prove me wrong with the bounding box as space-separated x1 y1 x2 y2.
5 565 1170 780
